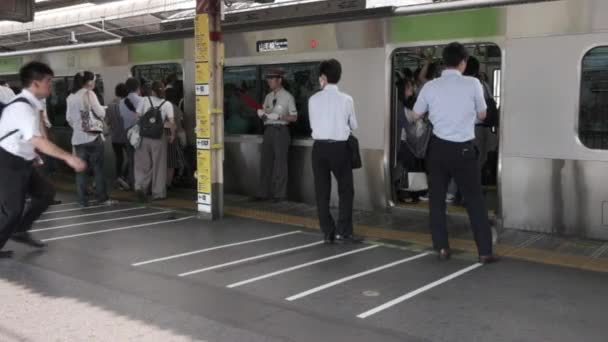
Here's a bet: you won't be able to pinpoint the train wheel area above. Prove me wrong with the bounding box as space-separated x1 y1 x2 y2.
1 184 606 341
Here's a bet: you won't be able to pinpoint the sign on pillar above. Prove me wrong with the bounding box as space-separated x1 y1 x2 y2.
195 0 224 219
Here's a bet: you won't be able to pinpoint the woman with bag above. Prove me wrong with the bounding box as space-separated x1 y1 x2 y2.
164 87 186 189
66 71 111 207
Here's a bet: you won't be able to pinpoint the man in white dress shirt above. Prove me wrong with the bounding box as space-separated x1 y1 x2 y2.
309 59 362 244
412 42 498 264
0 62 86 258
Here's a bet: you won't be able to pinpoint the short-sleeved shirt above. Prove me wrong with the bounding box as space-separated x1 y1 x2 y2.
136 96 174 122
0 89 43 160
119 92 142 130
262 88 297 125
0 85 16 104
413 69 487 142
308 84 358 141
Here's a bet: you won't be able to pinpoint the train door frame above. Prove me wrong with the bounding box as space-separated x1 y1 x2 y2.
384 40 506 221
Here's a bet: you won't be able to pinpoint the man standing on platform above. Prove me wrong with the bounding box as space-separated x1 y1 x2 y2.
254 69 297 203
412 42 498 264
309 59 362 244
0 62 86 258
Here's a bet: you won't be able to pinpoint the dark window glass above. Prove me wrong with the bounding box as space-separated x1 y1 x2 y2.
131 63 182 87
223 62 319 137
579 47 608 149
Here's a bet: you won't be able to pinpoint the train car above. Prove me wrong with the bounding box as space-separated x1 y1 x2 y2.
1 0 608 240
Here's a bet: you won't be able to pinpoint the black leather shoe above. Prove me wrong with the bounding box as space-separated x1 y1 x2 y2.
0 250 13 258
11 233 46 248
51 199 62 205
438 248 452 260
324 232 335 244
335 235 363 244
479 255 500 264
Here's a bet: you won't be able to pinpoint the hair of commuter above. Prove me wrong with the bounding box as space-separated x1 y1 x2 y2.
442 42 469 68
319 59 342 84
71 71 95 94
165 86 180 106
125 77 140 93
19 62 54 88
0 80 7 86
150 81 165 98
464 56 480 77
115 83 128 99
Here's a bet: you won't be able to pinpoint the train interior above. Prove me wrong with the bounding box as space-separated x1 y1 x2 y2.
390 43 502 215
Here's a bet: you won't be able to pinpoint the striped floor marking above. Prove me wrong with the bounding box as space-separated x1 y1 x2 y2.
30 210 174 233
285 252 430 301
43 204 108 215
41 216 193 242
227 245 380 288
357 263 483 319
36 207 143 223
179 241 324 277
132 231 303 267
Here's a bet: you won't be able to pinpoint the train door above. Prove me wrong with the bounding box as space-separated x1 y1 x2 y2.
389 43 502 216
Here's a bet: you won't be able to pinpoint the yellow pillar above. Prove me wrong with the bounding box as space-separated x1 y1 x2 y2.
195 0 224 219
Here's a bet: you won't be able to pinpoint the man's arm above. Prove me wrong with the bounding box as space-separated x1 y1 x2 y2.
30 137 86 172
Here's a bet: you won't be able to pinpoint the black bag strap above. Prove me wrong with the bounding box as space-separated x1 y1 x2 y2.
0 98 33 142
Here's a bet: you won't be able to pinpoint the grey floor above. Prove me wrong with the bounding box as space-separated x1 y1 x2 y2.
1 193 607 342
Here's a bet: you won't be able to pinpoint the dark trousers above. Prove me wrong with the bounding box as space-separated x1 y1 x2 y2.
259 125 290 199
0 150 55 249
312 141 354 236
427 136 492 256
75 139 108 206
112 142 134 187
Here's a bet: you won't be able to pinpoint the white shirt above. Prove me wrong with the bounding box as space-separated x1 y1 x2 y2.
413 69 487 142
136 96 174 122
66 88 106 146
0 85 15 104
308 84 358 141
262 88 297 125
0 89 43 160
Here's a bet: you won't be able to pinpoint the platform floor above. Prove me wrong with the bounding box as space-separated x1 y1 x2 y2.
1 193 608 341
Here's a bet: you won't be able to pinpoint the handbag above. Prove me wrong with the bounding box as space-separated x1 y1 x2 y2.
127 124 141 149
80 91 105 134
347 134 362 169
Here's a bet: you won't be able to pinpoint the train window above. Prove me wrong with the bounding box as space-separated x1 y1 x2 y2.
46 74 105 127
131 63 183 90
260 63 319 138
224 62 319 137
224 66 261 135
579 47 608 150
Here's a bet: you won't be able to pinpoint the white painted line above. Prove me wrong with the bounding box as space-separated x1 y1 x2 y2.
41 216 193 242
36 207 142 223
132 231 302 267
30 211 174 233
43 204 107 215
179 241 324 277
227 245 380 288
357 263 483 319
285 252 430 302
49 201 79 207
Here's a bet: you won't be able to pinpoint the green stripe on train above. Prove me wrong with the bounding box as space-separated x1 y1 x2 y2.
129 40 184 63
0 57 22 74
391 8 503 42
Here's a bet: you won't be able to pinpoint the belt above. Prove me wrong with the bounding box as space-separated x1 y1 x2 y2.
315 139 346 143
264 124 288 128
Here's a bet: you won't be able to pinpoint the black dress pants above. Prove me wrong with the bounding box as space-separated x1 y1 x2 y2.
312 141 354 236
0 148 55 250
426 136 492 256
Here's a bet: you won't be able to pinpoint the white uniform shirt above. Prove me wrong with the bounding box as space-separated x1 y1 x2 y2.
308 84 358 141
136 96 174 122
0 89 43 160
413 69 487 142
0 85 16 104
66 88 106 146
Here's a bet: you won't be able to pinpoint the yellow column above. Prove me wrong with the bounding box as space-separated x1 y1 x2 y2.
195 0 223 219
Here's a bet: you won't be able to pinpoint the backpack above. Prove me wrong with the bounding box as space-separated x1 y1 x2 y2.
0 97 31 142
139 97 166 139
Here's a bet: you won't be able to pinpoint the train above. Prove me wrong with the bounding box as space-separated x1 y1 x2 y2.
1 0 608 240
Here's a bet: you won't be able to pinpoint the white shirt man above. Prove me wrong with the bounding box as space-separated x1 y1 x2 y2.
308 59 362 244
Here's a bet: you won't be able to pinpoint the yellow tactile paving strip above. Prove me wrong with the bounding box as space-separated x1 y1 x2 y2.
51 181 608 273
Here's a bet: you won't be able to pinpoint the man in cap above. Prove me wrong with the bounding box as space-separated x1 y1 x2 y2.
254 69 298 202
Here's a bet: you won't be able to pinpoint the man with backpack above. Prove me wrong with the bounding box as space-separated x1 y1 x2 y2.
134 81 175 202
119 78 143 190
0 62 86 258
